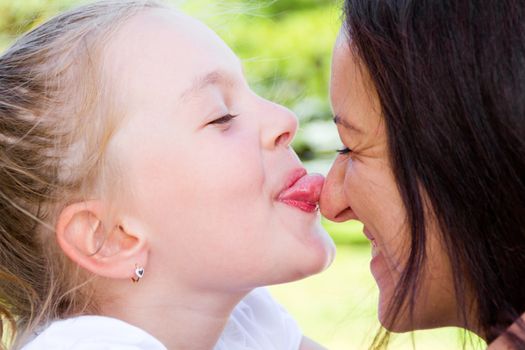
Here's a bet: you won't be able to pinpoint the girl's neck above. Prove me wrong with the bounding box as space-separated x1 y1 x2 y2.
98 280 248 350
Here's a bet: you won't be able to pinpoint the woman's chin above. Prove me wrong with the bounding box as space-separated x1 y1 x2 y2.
377 296 425 333
378 305 412 333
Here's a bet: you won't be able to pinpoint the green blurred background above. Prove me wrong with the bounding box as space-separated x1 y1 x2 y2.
0 0 484 349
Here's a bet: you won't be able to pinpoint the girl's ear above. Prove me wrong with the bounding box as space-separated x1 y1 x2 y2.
55 200 148 280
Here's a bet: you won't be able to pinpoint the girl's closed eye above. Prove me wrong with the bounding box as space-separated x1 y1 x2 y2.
209 113 238 125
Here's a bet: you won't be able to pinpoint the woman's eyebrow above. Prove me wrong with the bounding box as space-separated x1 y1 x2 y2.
333 115 363 133
180 70 235 101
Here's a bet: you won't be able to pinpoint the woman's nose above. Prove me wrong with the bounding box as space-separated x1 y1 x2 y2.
259 101 298 150
320 159 355 222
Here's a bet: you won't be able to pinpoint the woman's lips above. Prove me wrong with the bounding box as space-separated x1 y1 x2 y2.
364 227 378 247
277 170 324 213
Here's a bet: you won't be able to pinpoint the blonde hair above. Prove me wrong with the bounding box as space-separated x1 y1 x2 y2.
0 1 166 348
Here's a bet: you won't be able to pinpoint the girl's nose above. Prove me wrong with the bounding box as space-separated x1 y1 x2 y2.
320 159 355 222
259 101 298 150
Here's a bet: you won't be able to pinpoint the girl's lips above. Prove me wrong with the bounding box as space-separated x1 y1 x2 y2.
277 172 325 213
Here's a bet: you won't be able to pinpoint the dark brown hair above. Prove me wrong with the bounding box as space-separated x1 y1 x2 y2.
342 0 525 348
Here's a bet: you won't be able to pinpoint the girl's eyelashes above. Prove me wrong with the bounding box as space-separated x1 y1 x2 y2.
209 113 238 125
336 147 353 155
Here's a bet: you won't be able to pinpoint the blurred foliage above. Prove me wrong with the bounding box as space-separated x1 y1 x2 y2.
323 218 367 246
0 0 76 41
256 0 332 16
0 0 343 161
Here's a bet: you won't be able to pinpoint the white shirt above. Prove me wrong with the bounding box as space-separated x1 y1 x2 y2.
22 288 302 350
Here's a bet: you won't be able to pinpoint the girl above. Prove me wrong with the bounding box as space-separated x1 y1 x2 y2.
0 0 335 349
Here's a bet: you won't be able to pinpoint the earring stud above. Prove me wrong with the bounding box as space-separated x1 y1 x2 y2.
131 264 144 283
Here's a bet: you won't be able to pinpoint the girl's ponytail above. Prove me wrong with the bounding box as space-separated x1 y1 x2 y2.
0 1 165 348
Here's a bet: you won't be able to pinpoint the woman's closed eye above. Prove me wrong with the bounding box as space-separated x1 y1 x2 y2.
336 147 353 155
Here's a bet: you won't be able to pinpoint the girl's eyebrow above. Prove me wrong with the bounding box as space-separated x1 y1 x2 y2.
180 69 235 101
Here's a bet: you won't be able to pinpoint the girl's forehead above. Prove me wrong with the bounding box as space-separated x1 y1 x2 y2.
104 8 239 104
109 8 230 60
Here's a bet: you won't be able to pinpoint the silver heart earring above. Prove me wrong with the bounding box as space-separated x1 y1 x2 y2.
131 264 145 283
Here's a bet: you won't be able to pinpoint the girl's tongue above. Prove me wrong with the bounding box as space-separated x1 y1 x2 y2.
277 173 325 213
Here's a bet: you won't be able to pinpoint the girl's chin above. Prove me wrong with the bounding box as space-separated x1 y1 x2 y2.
263 241 335 287
319 235 336 270
295 234 336 280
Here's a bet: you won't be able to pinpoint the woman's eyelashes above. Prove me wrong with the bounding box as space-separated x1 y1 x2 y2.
336 147 353 155
209 113 239 125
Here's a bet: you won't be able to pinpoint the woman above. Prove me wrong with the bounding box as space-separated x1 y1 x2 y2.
320 0 525 348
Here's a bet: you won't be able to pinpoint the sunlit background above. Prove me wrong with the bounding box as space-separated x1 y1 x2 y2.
0 0 484 349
